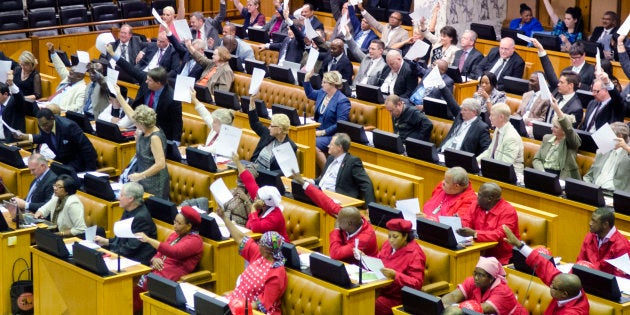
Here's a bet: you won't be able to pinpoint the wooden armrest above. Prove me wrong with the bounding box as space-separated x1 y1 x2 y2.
291 236 321 249
96 167 117 176
422 281 451 295
0 193 14 201
179 270 214 284
364 126 376 131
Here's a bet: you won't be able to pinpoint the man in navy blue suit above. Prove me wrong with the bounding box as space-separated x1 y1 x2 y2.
320 39 353 85
260 12 305 64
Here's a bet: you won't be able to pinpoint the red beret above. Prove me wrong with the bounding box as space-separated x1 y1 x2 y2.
386 218 412 233
180 206 201 226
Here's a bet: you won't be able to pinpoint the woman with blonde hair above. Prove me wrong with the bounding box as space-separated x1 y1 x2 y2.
14 51 42 100
190 88 235 154
232 0 265 35
158 0 185 41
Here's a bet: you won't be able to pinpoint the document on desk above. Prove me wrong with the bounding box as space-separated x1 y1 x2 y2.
606 253 630 275
114 217 137 238
272 142 300 177
179 282 229 310
361 255 386 280
396 198 420 230
617 276 630 294
105 257 141 272
214 124 242 158
346 264 380 283
439 216 472 245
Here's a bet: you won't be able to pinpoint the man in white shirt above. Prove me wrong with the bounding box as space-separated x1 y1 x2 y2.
477 103 524 177
583 122 630 193
347 38 386 91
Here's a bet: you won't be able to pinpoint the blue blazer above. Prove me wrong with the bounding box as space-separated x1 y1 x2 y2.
304 82 351 136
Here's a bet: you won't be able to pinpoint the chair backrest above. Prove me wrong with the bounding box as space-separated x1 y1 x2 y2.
180 112 208 146
282 200 321 250
0 11 27 40
28 7 59 37
151 0 176 14
57 0 86 7
0 0 23 12
59 5 90 34
120 0 149 26
364 162 422 208
91 3 120 31
281 272 342 315
76 193 108 232
27 0 56 11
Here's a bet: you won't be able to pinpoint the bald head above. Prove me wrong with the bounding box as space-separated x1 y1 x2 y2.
499 37 516 59
435 59 448 74
553 273 582 299
222 35 238 53
337 207 363 234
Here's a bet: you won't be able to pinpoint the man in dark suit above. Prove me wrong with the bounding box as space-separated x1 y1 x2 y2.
315 133 375 204
384 94 433 142
189 0 226 49
580 74 624 132
136 32 181 80
261 17 304 64
13 153 57 213
108 24 147 66
377 50 417 99
15 108 97 172
300 3 324 33
319 39 353 85
451 30 484 79
0 78 26 143
167 33 205 82
438 86 491 156
472 37 525 90
563 42 596 89
589 11 619 58
107 44 183 143
409 59 454 107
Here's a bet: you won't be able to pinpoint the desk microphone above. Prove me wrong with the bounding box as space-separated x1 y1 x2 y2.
117 247 121 273
358 254 363 285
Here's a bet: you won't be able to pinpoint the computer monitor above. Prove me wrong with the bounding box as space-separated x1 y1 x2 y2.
290 179 314 205
231 23 247 39
271 104 302 126
281 242 301 270
523 167 562 196
271 32 287 43
444 148 479 174
532 121 552 141
65 111 94 134
165 140 182 163
194 84 213 104
336 120 370 145
511 248 555 276
145 196 178 224
203 49 213 60
580 40 600 57
34 228 70 259
574 129 597 153
564 178 605 207
367 202 404 229
502 76 530 96
194 292 231 315
0 144 26 168
309 253 354 288
186 147 218 173
572 264 622 302
256 168 286 196
480 158 517 184
72 242 111 276
147 273 186 309
416 217 461 250
423 97 450 120
95 119 133 143
533 33 561 51
576 89 593 109
50 161 79 184
372 129 404 154
240 96 270 119
247 27 269 43
501 28 528 46
401 286 444 315
445 66 463 83
84 173 117 201
244 58 267 75
198 213 224 241
268 63 296 85
228 55 241 72
355 83 384 104
0 210 13 232
405 138 439 163
510 115 529 137
213 90 241 110
297 71 322 89
470 23 497 41
614 190 630 215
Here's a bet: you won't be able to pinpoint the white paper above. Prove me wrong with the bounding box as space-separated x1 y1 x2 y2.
439 216 471 244
113 217 137 238
0 60 12 83
422 66 444 88
606 253 630 275
173 19 192 40
537 73 552 101
408 11 422 23
75 51 90 74
84 225 97 242
513 33 531 43
272 142 300 177
338 13 348 36
617 276 630 294
77 171 109 179
179 282 227 310
96 33 116 55
304 18 319 39
210 178 233 209
556 263 574 274
592 123 618 154
173 75 196 103
596 49 601 73
152 8 165 25
106 67 119 96
77 240 100 249
361 255 386 279
617 13 630 36
304 48 320 72
105 257 141 271
39 143 56 160
396 198 420 230
248 67 266 95
404 40 430 61
213 124 242 157
282 61 301 84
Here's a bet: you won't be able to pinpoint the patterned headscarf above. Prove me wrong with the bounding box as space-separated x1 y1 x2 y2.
259 231 285 267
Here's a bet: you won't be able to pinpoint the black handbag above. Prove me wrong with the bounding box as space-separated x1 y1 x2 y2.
10 258 33 315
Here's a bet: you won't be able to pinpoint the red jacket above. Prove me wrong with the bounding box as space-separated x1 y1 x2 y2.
422 181 476 221
459 276 525 315
462 199 519 264
526 251 589 315
577 228 630 277
153 232 203 281
240 170 290 242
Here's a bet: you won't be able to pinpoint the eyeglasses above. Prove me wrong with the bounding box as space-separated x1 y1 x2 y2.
52 184 64 189
591 89 601 94
569 55 584 60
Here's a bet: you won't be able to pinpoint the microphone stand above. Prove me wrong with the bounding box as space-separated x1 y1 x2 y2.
116 247 121 273
358 252 363 285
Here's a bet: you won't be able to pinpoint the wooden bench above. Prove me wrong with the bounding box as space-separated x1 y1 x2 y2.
364 162 424 207
283 197 324 251
281 271 343 315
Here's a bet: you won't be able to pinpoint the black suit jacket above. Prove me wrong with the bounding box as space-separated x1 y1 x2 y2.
473 47 525 89
2 89 26 142
562 63 595 90
589 26 619 43
269 24 304 64
116 57 183 142
438 86 491 156
136 44 181 79
316 154 375 204
580 88 624 131
539 53 595 91
547 94 583 128
248 108 298 172
109 204 157 266
167 34 204 81
450 48 484 78
111 36 147 65
319 53 353 85
25 169 57 212
191 2 226 47
32 116 97 172
377 60 417 99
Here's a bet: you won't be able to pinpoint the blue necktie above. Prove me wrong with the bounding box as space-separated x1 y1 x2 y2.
83 82 95 114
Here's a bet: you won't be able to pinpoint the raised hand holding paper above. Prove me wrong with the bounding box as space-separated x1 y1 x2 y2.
272 142 300 177
214 124 242 157
174 75 196 103
249 67 266 95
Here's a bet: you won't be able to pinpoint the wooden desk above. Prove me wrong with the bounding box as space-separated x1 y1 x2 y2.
0 226 36 315
31 238 151 315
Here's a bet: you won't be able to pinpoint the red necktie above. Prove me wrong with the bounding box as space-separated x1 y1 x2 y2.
197 31 201 39
148 91 155 108
458 50 468 72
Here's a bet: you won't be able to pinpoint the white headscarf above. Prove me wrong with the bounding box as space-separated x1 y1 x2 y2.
257 186 282 208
